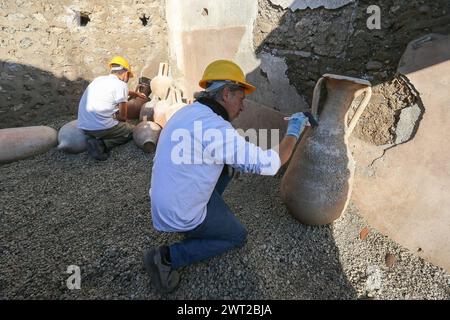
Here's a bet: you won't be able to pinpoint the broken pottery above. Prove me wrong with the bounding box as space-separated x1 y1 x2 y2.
133 116 161 153
57 120 87 154
0 126 58 163
280 74 372 225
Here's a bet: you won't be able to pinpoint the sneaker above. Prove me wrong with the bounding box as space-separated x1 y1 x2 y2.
143 247 180 293
86 138 108 161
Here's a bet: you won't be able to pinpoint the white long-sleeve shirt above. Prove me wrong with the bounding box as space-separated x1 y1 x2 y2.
150 101 281 232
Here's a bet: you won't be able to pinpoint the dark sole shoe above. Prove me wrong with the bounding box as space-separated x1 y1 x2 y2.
143 248 180 294
86 138 108 161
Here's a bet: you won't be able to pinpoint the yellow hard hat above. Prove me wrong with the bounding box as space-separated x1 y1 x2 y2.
199 60 256 94
108 56 134 78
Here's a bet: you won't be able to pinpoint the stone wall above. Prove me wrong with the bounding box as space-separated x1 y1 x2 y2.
2 0 449 141
254 0 450 144
0 0 167 129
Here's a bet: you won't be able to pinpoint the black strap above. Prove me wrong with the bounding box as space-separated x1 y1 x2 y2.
196 97 230 122
196 97 234 177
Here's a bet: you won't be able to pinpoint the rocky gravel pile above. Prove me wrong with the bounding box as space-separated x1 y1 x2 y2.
1 120 449 300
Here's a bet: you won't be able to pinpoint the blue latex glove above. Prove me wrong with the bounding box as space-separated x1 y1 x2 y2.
286 112 309 139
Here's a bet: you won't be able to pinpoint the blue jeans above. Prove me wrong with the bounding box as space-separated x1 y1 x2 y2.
169 167 247 270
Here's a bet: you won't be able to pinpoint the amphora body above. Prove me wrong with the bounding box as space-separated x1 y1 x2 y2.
164 89 187 124
126 79 151 120
150 63 172 100
280 74 372 225
57 120 87 154
0 126 57 163
133 116 161 153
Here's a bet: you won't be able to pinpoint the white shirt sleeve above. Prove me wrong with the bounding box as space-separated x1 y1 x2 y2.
113 82 128 104
202 120 281 176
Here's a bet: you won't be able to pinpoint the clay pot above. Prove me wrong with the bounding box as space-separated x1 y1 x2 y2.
153 88 175 128
137 78 152 97
126 81 151 120
280 74 372 225
0 126 57 163
139 98 157 122
150 62 172 100
57 120 87 154
126 95 149 120
165 89 187 124
133 116 162 153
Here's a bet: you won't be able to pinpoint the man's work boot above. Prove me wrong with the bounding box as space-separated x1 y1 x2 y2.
86 138 108 161
143 247 180 293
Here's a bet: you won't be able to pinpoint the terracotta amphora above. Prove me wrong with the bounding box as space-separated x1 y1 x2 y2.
126 80 151 120
280 74 372 225
126 96 149 119
133 115 162 153
153 88 175 128
165 89 187 124
150 62 172 100
139 98 157 122
0 126 57 163
57 120 87 154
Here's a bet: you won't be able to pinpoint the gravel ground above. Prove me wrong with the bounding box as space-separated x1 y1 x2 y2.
1 120 449 300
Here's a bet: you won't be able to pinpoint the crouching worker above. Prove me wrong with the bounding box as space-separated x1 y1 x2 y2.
144 60 311 293
77 56 146 161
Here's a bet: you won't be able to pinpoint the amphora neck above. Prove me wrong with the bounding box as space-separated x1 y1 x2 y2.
319 78 368 121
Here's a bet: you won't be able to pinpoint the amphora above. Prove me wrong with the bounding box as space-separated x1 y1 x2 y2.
57 120 87 154
150 63 172 100
133 116 162 153
0 126 57 163
126 78 151 119
164 89 187 124
280 74 372 225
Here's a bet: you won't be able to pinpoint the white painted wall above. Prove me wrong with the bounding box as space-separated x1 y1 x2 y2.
166 0 258 92
166 0 307 113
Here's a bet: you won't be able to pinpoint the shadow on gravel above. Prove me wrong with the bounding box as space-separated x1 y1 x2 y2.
0 60 89 129
220 174 358 299
0 146 356 299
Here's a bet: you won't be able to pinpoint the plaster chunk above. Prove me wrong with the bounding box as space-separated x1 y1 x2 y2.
259 53 308 114
395 104 421 144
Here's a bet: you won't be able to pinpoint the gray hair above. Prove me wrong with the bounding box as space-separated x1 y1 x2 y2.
110 63 128 75
194 82 244 102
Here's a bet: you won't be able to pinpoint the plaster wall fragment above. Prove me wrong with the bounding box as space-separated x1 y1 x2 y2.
269 0 354 11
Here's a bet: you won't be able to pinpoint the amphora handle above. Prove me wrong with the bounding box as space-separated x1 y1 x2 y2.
311 77 325 118
311 77 372 138
346 87 372 139
158 62 169 77
173 88 182 103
